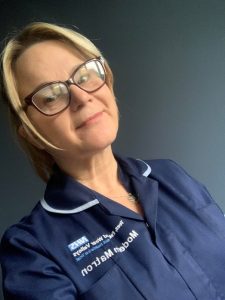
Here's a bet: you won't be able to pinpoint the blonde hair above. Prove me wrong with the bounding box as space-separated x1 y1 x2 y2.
1 22 114 182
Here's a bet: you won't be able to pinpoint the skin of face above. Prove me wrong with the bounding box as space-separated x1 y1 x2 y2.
15 40 119 165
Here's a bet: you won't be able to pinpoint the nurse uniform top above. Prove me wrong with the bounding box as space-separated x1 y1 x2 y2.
1 156 225 300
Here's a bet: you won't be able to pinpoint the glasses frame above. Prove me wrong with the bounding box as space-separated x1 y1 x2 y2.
23 56 106 116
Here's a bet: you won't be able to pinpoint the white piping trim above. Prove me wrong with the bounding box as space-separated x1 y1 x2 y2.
137 159 151 177
40 159 151 214
40 198 99 214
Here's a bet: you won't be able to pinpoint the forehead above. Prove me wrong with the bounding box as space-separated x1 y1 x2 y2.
16 40 84 77
15 40 84 97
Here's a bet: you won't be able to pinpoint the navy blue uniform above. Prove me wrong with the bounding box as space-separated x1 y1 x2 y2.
1 156 225 299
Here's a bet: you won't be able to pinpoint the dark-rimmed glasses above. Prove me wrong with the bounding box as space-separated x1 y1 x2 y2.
23 57 106 116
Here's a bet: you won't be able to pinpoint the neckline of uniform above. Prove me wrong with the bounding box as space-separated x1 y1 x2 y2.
40 155 151 214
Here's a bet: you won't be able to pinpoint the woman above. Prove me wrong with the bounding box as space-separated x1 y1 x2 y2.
0 22 225 300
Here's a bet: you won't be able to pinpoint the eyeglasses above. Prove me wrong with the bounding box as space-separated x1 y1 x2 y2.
23 57 106 116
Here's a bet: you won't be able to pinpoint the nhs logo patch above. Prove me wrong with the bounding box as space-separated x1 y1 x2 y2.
68 236 89 252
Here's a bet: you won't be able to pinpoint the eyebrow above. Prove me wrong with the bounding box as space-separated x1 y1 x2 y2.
26 61 85 96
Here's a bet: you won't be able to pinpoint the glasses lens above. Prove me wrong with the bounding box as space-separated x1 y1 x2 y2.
73 60 105 92
32 83 69 115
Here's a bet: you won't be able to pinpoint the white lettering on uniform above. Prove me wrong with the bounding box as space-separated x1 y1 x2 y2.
115 220 124 232
91 236 103 246
80 230 139 277
81 249 114 277
68 236 89 252
114 230 139 253
129 230 139 239
73 243 90 257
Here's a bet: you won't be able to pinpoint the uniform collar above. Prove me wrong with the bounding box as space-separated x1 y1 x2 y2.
40 154 152 214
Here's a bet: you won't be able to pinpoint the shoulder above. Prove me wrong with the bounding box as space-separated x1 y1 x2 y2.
0 198 58 255
144 158 193 179
142 158 196 183
143 159 217 209
1 231 77 299
1 203 46 255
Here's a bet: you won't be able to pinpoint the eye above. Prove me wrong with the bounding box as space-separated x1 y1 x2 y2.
43 95 58 103
77 74 90 85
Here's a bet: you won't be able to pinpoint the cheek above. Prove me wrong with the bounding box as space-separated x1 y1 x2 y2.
27 107 70 143
108 97 119 133
111 99 119 127
104 90 119 119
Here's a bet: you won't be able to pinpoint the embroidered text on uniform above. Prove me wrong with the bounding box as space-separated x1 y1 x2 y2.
81 230 139 277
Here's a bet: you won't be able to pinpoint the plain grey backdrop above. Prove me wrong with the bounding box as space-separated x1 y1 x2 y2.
0 0 225 298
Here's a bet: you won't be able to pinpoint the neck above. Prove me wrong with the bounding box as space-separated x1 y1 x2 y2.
55 147 120 194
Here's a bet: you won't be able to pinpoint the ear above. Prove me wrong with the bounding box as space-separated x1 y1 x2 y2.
18 124 45 150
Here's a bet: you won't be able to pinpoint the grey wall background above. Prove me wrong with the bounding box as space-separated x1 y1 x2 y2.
0 0 225 298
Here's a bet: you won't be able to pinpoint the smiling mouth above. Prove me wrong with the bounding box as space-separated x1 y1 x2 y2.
77 111 104 129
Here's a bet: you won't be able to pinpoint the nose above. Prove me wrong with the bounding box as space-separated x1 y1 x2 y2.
69 84 92 111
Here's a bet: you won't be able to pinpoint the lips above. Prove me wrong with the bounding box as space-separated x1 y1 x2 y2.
76 111 104 129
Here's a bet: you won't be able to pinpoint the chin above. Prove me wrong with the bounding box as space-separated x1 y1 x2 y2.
90 132 117 150
80 127 118 154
